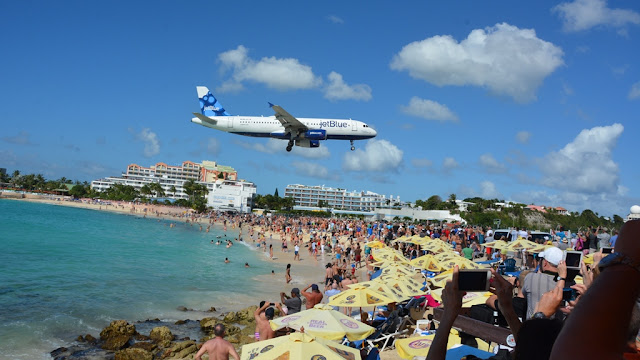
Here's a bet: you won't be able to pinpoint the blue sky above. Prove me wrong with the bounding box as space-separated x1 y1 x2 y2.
1 0 639 217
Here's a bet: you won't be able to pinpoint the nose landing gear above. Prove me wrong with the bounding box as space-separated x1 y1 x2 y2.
286 140 293 152
350 140 355 151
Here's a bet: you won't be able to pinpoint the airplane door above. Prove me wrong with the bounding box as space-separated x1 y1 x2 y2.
351 120 357 131
227 117 234 129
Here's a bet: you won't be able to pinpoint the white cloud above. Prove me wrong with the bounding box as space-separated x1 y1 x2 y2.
390 23 564 103
629 81 640 100
512 189 637 217
552 0 640 32
327 15 344 24
324 72 372 101
516 131 531 144
443 157 459 171
235 138 330 159
539 123 623 194
479 153 506 173
411 158 433 168
292 161 340 181
343 139 403 172
218 45 322 91
400 97 458 122
137 128 160 157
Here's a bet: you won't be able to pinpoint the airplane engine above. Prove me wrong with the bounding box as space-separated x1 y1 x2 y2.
295 139 320 148
304 129 327 140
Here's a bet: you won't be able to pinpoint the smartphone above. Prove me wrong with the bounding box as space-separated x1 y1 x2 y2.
564 251 582 269
562 288 577 303
458 269 491 292
602 247 613 254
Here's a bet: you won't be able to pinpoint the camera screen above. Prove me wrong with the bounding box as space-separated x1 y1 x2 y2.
602 247 613 254
458 270 490 291
565 252 582 268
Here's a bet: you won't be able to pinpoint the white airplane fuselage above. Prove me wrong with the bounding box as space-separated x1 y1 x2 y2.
191 115 377 141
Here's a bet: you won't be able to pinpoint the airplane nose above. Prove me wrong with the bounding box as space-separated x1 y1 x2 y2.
371 128 378 136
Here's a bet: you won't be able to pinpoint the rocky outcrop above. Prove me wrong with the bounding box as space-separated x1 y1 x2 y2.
149 326 173 348
100 320 137 351
162 340 197 359
115 348 153 360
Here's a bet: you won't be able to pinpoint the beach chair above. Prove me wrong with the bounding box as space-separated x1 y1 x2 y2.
365 311 409 351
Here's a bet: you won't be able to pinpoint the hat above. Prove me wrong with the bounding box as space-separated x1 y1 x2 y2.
291 288 300 295
541 247 563 266
311 284 319 291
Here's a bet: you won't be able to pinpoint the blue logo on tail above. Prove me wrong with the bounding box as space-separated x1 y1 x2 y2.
200 91 230 116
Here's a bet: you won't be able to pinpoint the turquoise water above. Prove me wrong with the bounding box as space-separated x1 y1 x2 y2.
0 200 272 359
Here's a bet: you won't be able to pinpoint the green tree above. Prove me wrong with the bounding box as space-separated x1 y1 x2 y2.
217 173 225 179
274 188 280 198
69 184 88 198
149 182 165 198
169 185 177 198
140 185 152 198
318 200 329 209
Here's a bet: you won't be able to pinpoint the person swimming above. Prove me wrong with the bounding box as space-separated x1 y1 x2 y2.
245 262 250 268
224 258 229 263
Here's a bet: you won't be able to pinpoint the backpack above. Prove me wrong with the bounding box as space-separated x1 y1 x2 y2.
575 238 584 251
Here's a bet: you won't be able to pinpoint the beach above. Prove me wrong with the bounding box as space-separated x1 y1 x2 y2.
2 194 395 359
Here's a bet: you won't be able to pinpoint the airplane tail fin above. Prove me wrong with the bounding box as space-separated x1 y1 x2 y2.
196 86 230 116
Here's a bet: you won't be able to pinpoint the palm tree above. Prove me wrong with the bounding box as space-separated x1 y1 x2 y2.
169 185 177 198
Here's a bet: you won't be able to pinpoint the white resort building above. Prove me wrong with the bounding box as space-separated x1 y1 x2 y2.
91 160 256 212
284 184 403 212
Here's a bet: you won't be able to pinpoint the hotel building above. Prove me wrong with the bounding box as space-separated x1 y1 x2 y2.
91 160 256 212
283 184 402 212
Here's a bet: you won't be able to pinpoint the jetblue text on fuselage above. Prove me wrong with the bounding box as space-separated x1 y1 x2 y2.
319 121 348 129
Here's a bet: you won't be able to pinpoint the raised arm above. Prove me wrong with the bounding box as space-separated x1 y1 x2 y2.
426 266 462 360
490 269 522 341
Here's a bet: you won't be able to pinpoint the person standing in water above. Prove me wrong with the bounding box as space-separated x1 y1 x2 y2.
285 263 292 284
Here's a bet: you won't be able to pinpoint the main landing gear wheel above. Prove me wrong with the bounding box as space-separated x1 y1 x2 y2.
350 140 355 151
286 140 293 152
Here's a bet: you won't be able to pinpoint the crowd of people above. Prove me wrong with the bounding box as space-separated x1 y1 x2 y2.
187 210 639 359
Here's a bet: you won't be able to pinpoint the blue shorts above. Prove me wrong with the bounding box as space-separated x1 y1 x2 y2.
295 251 299 255
336 254 341 260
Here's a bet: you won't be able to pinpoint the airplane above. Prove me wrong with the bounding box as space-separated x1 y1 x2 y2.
191 86 377 152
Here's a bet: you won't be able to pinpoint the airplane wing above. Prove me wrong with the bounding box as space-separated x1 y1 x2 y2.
269 103 308 135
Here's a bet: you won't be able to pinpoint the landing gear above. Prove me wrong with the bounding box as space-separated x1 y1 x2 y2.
286 140 293 152
350 140 355 151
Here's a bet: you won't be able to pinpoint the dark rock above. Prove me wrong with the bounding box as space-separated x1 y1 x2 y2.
149 326 173 347
77 335 85 342
176 306 190 312
100 320 137 351
174 320 187 325
208 306 217 312
135 333 151 341
50 347 67 357
115 347 152 360
85 334 97 344
131 342 156 352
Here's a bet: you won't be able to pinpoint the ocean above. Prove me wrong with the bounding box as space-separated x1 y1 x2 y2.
0 199 276 360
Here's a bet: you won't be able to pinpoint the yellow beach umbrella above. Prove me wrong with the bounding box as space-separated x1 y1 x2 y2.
240 331 360 360
366 240 386 249
483 240 508 249
378 264 416 277
395 335 436 359
348 280 408 303
381 275 427 297
328 286 395 308
505 239 541 251
269 304 375 341
410 254 436 269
